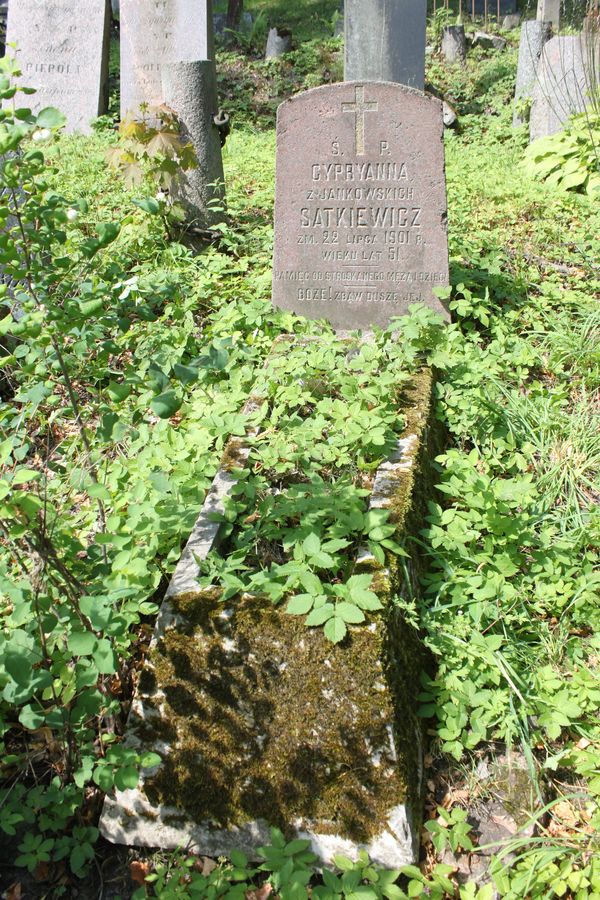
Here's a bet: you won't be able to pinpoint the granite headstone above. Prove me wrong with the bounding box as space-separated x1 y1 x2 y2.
5 0 110 133
265 27 292 59
345 0 427 91
502 13 522 30
513 20 553 127
442 25 467 63
120 0 214 119
0 0 8 56
161 60 225 230
272 82 450 332
530 34 600 140
537 0 560 29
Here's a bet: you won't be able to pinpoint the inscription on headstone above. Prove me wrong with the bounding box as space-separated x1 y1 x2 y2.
120 0 214 119
272 83 449 332
5 0 110 133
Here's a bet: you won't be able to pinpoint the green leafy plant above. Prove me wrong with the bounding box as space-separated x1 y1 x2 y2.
108 103 199 235
524 111 600 196
197 321 443 642
424 807 475 854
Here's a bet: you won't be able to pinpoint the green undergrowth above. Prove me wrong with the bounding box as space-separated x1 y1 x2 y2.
197 331 435 643
1 8 600 899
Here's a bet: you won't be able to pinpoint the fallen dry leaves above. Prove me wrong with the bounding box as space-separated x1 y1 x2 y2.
129 859 151 886
441 789 471 810
246 883 273 900
5 884 22 900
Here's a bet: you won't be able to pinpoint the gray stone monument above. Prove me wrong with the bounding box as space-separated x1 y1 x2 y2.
530 34 600 140
537 0 560 29
272 82 449 332
0 0 8 56
120 0 214 119
502 13 522 30
513 20 553 127
345 0 427 91
5 0 110 133
334 0 344 37
161 60 225 230
99 362 437 867
442 25 467 64
265 27 292 59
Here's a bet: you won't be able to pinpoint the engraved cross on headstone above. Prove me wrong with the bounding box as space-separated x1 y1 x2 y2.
342 85 378 156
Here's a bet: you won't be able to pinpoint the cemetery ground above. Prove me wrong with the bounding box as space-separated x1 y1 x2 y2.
1 4 600 899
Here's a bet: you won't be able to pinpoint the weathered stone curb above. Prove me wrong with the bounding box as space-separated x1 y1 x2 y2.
100 355 438 868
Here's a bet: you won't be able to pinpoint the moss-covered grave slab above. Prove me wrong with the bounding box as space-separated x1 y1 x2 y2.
99 365 438 867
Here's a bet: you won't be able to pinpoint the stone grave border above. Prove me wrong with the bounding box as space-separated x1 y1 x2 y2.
100 337 440 865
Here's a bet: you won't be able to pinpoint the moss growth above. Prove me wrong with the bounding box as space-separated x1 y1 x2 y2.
130 365 437 844
491 759 537 829
140 590 422 842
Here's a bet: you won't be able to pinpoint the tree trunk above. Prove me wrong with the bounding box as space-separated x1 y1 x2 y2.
226 0 244 29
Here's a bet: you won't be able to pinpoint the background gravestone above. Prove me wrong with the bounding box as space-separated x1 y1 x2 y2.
529 34 600 140
272 82 449 332
120 0 214 119
161 60 225 230
5 0 110 133
0 0 7 56
345 0 427 90
513 20 553 126
442 25 467 64
537 0 561 29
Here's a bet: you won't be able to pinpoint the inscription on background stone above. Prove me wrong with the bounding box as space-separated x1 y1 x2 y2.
5 0 110 133
272 82 449 332
120 0 213 119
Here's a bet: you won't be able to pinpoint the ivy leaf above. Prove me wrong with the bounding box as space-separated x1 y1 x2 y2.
172 363 199 385
96 223 121 248
150 391 182 419
139 752 162 768
5 651 34 685
92 639 117 675
68 632 97 656
133 197 161 214
78 297 104 319
114 765 139 791
19 704 45 730
106 381 132 402
36 106 66 129
11 468 40 485
93 766 115 792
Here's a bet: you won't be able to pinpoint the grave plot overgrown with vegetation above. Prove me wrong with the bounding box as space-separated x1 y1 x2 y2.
1 3 599 899
197 334 432 642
